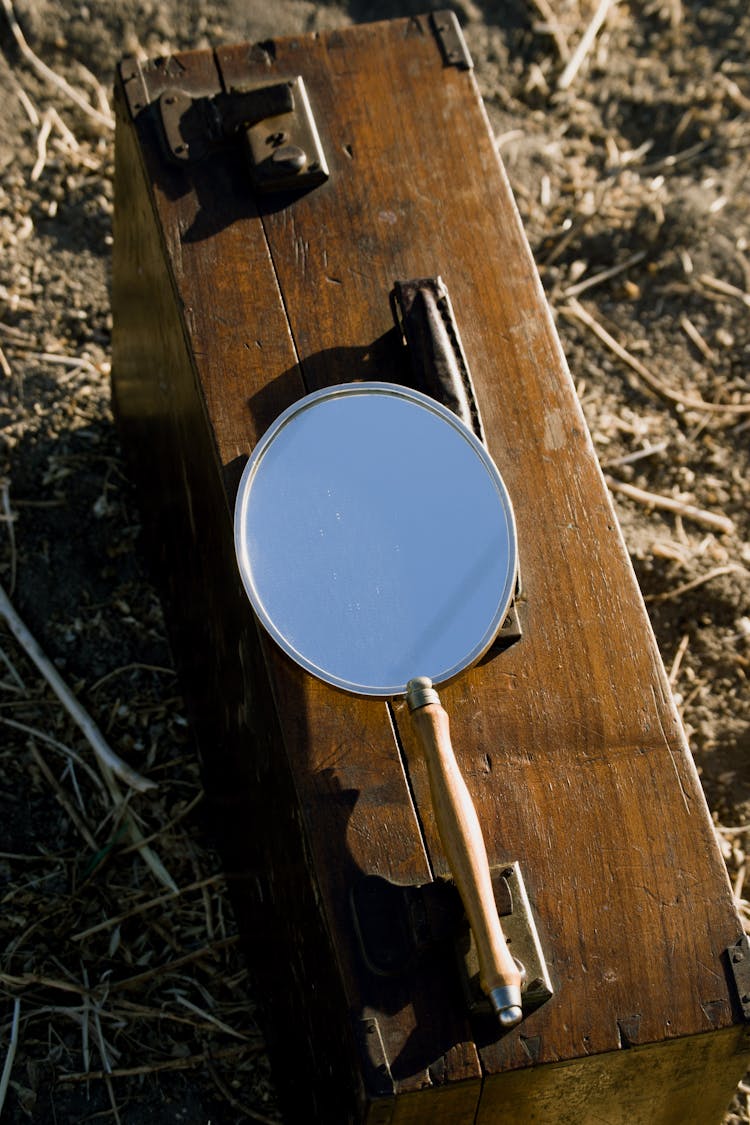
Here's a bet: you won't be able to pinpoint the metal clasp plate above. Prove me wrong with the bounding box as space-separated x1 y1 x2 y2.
459 862 554 1016
242 76 329 192
157 76 329 193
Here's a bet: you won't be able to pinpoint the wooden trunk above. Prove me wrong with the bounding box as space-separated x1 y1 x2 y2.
111 15 749 1123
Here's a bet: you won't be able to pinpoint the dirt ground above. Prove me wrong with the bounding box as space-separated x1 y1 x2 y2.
0 0 748 1122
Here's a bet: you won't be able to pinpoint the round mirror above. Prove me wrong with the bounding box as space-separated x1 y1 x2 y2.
234 382 517 696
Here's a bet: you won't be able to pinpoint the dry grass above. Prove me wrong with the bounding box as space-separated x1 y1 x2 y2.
0 8 279 1118
0 602 278 1121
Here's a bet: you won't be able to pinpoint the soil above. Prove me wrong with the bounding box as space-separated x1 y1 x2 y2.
0 1 748 1123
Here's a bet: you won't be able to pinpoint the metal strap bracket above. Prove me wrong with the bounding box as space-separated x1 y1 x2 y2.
391 277 485 442
458 863 554 1018
392 277 523 647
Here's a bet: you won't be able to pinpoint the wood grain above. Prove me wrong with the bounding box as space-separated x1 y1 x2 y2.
478 1026 749 1124
216 14 744 1069
113 16 749 1122
113 60 368 1122
114 33 481 1122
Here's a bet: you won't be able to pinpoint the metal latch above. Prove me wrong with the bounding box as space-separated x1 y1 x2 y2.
458 863 553 1017
158 76 329 192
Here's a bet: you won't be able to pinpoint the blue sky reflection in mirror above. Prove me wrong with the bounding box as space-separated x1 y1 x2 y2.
234 383 517 697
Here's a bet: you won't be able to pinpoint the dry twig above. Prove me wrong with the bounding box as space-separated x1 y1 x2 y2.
0 582 155 793
669 634 690 685
0 343 12 381
494 127 525 151
0 998 20 1115
110 936 240 993
7 67 39 125
72 875 223 942
557 0 619 91
645 565 745 604
600 442 668 469
58 1043 260 1082
29 743 98 849
90 662 175 692
0 644 25 690
698 273 750 309
639 139 710 175
9 349 101 375
48 105 79 151
118 791 202 856
0 0 114 129
604 475 735 535
0 482 16 594
75 61 113 120
1 972 92 996
563 299 750 415
562 251 646 299
0 717 106 790
527 0 571 62
30 110 52 181
0 592 174 888
170 993 251 1041
679 315 717 363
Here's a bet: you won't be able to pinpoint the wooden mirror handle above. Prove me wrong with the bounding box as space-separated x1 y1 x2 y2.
407 678 523 1026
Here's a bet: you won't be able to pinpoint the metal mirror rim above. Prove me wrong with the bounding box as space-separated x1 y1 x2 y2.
233 381 518 697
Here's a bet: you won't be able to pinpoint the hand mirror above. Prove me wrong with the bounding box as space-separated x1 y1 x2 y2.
234 382 523 1024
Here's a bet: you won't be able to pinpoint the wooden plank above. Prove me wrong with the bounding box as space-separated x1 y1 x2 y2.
125 50 434 907
477 1026 749 1124
215 11 745 1079
113 41 481 1116
113 73 367 1123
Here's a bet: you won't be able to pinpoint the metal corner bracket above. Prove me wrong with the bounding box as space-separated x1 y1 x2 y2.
727 934 750 1020
429 11 474 70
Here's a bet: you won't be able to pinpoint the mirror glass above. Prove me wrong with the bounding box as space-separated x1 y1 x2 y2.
234 384 517 696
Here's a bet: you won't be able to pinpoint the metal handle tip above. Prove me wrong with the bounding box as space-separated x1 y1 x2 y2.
497 1005 523 1028
489 985 523 1028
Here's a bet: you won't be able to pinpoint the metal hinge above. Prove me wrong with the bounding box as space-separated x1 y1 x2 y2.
492 586 523 649
157 76 329 192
